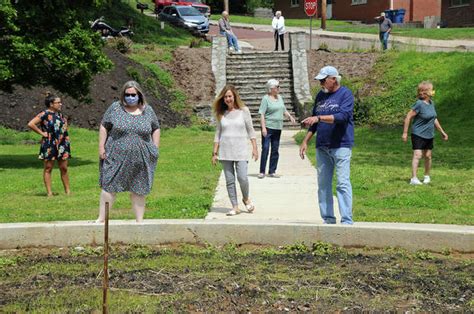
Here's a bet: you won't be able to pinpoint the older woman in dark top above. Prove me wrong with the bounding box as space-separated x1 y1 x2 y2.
96 81 160 223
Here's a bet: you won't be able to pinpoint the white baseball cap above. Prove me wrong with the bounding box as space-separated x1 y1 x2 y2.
314 66 339 80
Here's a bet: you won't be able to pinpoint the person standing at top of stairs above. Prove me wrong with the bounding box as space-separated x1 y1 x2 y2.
272 11 286 51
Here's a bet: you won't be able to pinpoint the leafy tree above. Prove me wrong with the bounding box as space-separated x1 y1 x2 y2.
0 1 113 98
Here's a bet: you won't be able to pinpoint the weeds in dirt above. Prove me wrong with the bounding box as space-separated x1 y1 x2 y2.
414 250 435 261
1 243 472 312
106 37 133 54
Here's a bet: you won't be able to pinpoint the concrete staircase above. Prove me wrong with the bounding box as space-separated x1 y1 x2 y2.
226 51 300 129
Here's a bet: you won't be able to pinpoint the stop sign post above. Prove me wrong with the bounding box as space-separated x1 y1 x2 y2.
304 0 317 50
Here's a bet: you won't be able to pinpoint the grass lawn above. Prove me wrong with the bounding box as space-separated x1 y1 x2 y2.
0 126 221 223
211 15 474 40
295 50 474 225
295 128 474 225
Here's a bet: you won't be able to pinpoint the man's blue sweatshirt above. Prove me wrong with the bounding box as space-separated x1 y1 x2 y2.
308 86 354 149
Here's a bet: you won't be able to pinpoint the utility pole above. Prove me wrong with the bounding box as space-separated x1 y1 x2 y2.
321 0 327 30
224 0 229 13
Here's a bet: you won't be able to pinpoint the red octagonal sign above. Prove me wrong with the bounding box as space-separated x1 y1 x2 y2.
304 0 317 16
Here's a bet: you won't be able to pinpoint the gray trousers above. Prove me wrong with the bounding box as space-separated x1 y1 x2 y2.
220 160 249 207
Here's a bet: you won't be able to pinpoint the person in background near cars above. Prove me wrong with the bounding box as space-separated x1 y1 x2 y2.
376 12 392 50
28 92 71 197
212 85 258 216
402 81 448 185
272 11 286 51
218 11 241 53
299 66 354 225
96 81 160 223
258 79 295 179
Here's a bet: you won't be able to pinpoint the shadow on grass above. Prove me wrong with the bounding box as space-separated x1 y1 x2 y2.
0 155 94 169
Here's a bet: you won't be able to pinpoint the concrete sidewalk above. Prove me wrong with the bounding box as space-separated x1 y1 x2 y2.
210 20 474 52
205 130 341 223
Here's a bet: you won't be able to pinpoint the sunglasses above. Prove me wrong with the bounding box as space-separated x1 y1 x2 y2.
125 93 137 97
318 78 327 83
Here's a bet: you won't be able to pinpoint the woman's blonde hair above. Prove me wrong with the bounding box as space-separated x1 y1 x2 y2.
417 81 433 99
212 85 245 120
120 80 147 106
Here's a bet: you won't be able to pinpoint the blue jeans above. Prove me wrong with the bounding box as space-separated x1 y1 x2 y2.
220 31 240 51
316 147 353 224
259 128 281 174
379 31 389 50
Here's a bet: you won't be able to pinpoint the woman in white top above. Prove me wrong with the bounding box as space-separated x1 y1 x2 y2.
272 11 286 51
212 85 258 216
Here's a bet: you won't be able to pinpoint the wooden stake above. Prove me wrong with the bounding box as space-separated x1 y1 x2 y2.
102 202 109 314
321 0 327 30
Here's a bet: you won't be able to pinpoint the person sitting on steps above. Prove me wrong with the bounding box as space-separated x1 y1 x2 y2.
218 11 241 53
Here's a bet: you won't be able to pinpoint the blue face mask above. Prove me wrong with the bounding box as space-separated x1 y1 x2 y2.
124 94 139 106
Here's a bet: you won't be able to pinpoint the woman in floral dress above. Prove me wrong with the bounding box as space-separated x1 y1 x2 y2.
28 92 71 197
96 81 160 223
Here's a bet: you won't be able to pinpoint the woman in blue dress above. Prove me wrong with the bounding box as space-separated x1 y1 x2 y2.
28 92 71 197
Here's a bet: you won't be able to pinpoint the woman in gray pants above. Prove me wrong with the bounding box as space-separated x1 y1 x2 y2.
212 85 258 216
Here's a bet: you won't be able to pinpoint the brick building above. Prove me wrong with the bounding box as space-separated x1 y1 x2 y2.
273 0 326 19
274 0 446 24
441 0 474 27
330 0 441 23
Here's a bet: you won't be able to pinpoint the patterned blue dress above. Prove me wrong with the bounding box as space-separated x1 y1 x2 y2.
36 110 71 160
99 102 160 196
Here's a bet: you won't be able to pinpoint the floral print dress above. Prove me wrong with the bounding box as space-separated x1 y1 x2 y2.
37 110 71 160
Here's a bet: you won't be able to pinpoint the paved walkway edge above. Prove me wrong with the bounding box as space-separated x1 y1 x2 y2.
1 220 473 253
210 21 474 51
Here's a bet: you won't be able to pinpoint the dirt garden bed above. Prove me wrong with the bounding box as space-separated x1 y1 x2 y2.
0 48 189 131
1 243 472 311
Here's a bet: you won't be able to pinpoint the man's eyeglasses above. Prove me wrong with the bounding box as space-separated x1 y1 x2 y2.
318 78 327 83
125 93 137 97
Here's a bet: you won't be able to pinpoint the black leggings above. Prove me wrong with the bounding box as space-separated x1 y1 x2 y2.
274 31 284 51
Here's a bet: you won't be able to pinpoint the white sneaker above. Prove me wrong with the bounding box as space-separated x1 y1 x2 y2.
410 177 422 185
229 47 234 51
423 176 431 184
235 49 242 54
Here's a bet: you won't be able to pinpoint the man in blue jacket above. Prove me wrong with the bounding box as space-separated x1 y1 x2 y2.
299 66 354 225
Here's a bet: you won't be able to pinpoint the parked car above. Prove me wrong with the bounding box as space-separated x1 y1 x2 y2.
153 0 210 17
177 0 210 17
159 5 209 33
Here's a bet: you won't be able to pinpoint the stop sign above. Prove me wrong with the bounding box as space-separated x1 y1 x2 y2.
304 0 317 16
